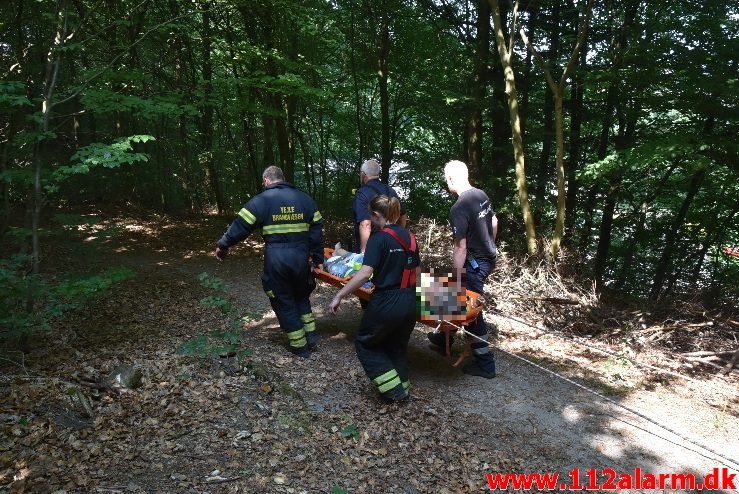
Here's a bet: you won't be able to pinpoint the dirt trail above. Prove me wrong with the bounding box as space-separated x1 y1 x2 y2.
192 229 739 491
2 215 737 493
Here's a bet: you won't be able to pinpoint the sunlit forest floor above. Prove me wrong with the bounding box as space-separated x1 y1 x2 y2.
1 208 737 493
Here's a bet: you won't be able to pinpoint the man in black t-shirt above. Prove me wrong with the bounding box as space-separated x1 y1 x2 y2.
428 160 498 378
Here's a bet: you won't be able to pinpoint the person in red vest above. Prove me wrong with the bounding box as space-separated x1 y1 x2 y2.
329 195 420 402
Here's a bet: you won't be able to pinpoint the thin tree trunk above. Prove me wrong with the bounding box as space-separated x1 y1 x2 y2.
378 4 391 183
535 1 560 221
262 112 275 168
593 174 620 285
242 116 259 191
350 9 364 164
565 43 586 239
615 163 679 288
650 168 706 299
200 0 224 214
489 0 510 194
467 0 490 181
490 0 537 255
587 0 639 267
519 4 537 141
690 207 738 286
32 0 67 277
520 0 593 259
274 94 294 181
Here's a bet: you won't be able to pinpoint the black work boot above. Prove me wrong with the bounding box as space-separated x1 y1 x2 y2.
462 358 496 379
306 332 317 350
381 385 409 403
290 346 311 359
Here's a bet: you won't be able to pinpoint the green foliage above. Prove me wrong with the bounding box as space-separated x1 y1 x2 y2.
0 258 135 338
47 267 135 317
331 488 349 494
4 227 32 240
197 272 226 291
240 310 264 323
199 295 232 313
340 424 360 440
2 0 737 303
0 81 32 108
81 89 198 119
53 135 155 181
0 169 34 187
183 272 254 357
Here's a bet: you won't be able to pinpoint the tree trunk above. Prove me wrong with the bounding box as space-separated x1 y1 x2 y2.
520 0 592 259
489 0 510 194
535 0 560 222
32 0 67 276
519 4 537 141
565 43 587 239
588 0 640 270
378 5 391 183
650 168 706 299
489 0 537 256
593 174 620 285
274 94 294 182
466 0 490 181
690 206 738 286
242 115 260 191
200 1 224 214
349 9 365 164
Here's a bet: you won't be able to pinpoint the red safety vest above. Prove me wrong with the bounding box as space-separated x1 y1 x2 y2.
381 227 417 289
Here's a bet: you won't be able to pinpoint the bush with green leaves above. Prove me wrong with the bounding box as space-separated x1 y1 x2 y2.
197 272 226 291
184 272 258 358
0 257 135 338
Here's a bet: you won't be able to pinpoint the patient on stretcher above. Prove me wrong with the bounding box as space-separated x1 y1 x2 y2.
418 269 467 319
324 243 373 289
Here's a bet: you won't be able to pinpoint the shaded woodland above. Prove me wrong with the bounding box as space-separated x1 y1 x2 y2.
1 0 738 337
1 3 739 493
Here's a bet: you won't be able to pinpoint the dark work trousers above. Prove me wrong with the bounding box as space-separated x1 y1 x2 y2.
464 256 496 372
261 243 316 350
355 288 416 396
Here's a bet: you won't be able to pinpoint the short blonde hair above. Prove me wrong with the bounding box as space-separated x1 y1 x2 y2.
444 160 469 182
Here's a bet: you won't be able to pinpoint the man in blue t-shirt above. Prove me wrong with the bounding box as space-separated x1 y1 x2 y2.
428 160 498 378
352 159 407 253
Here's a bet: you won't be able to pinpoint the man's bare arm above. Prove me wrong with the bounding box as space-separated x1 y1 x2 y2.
359 219 372 253
452 237 467 270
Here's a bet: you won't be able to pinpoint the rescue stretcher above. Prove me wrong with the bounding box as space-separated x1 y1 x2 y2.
315 247 484 367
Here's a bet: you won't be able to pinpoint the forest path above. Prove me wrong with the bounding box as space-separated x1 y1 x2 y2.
121 214 738 491
3 213 736 493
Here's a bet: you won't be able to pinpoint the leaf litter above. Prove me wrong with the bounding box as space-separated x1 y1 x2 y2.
1 210 736 493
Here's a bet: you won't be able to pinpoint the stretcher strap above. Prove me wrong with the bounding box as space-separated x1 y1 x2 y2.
381 227 417 288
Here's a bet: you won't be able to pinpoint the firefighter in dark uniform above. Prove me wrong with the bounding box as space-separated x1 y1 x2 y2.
214 166 324 358
329 195 420 402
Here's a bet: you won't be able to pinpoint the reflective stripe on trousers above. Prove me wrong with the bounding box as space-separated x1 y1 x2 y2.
286 328 307 348
372 369 402 393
